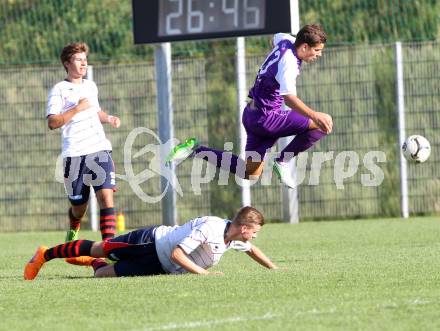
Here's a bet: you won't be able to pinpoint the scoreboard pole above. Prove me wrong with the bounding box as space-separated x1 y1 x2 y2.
155 43 178 226
236 37 251 207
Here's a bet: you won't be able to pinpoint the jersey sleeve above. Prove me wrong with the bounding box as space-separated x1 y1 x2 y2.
275 49 299 96
46 86 62 117
229 240 252 252
273 33 296 46
178 222 210 255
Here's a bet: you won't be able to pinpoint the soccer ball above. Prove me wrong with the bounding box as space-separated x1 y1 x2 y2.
402 135 431 163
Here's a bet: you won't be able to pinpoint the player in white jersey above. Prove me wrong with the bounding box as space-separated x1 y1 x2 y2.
24 207 278 280
46 42 121 250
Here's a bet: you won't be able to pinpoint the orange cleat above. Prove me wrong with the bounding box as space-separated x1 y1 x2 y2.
65 256 95 266
24 246 48 280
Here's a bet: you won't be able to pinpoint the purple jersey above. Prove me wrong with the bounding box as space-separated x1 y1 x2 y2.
248 34 302 113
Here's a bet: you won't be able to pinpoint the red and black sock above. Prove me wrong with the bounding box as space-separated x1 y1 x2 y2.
92 258 108 273
100 207 116 241
43 240 94 261
69 207 81 231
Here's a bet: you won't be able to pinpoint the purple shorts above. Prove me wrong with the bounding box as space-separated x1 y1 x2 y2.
242 105 310 158
63 150 116 205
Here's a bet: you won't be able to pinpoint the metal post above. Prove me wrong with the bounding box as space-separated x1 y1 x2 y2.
236 37 251 207
279 0 300 224
155 43 177 226
395 41 409 218
86 65 98 231
278 140 299 223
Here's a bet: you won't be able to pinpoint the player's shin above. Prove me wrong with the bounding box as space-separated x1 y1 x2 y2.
279 129 327 162
100 207 116 241
44 240 95 261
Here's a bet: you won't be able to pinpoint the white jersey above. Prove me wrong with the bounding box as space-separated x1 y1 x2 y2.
272 33 300 96
154 216 252 274
46 79 112 157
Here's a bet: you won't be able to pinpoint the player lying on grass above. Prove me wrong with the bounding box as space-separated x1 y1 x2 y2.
24 206 278 280
167 24 332 188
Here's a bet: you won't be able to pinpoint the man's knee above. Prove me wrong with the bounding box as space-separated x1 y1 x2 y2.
244 161 264 179
94 268 106 278
94 264 116 278
310 128 328 140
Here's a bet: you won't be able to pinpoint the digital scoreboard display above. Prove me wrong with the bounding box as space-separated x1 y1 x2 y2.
132 0 292 43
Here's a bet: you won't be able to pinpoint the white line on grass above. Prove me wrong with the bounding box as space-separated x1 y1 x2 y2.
134 308 338 331
136 313 277 331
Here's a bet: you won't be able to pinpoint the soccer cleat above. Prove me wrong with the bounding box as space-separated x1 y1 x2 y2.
24 246 48 280
273 160 296 189
65 256 95 266
165 138 198 165
65 229 79 242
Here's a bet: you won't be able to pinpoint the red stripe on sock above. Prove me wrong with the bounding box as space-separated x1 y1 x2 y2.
67 241 75 257
100 221 115 227
100 215 116 220
54 245 60 258
74 240 82 256
70 221 80 231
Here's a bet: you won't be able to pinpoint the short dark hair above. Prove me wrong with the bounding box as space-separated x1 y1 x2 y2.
60 42 89 72
294 24 327 48
232 206 264 227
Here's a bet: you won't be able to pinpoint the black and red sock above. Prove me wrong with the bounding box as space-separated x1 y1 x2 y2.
43 240 94 261
68 207 81 231
100 208 116 241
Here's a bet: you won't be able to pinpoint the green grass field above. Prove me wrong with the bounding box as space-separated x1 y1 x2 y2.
1 217 440 331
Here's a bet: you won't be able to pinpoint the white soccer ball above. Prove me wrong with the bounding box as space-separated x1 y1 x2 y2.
402 135 431 163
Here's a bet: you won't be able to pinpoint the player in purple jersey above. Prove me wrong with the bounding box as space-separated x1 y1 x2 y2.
167 24 332 188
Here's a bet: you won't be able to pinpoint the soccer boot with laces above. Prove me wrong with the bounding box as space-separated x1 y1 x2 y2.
273 160 296 189
166 137 199 165
65 229 79 242
24 246 48 280
64 256 95 266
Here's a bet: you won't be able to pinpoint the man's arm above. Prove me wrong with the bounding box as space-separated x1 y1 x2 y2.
283 94 333 134
47 98 90 130
245 244 278 269
170 246 211 275
98 110 121 128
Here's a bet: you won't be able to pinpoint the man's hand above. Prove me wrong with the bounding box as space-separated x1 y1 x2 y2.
171 246 211 275
107 115 121 128
310 111 333 134
76 98 91 112
47 98 91 130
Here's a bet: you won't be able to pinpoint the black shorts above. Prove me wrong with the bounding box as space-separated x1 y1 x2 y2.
107 227 166 277
63 150 116 205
